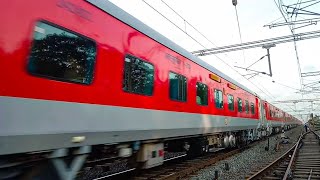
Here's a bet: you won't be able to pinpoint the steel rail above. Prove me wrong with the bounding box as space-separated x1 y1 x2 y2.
307 169 313 180
92 168 136 180
282 133 304 179
283 129 320 179
246 134 303 180
310 129 320 139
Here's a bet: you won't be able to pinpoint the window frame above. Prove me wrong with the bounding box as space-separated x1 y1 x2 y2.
227 94 235 111
237 98 243 112
245 100 249 114
169 71 188 102
122 54 155 96
214 89 224 109
27 20 97 85
196 82 208 106
250 102 255 114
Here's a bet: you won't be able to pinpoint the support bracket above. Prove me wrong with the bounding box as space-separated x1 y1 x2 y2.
50 146 91 180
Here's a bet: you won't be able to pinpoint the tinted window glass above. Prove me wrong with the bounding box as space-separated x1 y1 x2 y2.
214 89 223 109
28 21 96 84
196 82 208 106
152 151 157 158
238 98 242 112
123 55 154 96
251 102 255 114
169 72 187 101
228 94 234 111
245 100 249 113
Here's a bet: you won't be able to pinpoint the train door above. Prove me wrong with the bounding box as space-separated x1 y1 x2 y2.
259 100 268 136
260 100 267 125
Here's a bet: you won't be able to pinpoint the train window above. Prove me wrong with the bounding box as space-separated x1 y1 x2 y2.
227 94 234 111
196 82 208 106
27 21 96 84
237 98 242 112
214 89 223 109
169 72 187 102
123 55 154 96
245 100 249 114
251 103 255 114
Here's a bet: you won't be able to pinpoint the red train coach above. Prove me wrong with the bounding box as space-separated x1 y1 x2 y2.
263 101 299 132
0 0 299 179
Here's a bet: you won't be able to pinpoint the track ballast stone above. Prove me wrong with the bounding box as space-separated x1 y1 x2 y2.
190 127 303 180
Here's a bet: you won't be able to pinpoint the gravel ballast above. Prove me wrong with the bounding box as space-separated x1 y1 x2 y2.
190 126 303 180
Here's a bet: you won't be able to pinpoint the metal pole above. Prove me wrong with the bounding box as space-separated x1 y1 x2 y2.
266 48 273 77
262 44 275 77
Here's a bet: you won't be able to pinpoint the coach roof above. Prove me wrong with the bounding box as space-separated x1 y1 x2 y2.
87 0 256 96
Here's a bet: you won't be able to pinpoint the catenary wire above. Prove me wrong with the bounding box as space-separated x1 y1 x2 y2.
234 5 246 64
141 0 207 49
142 0 297 114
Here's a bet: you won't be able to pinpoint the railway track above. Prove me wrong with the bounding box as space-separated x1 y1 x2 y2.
80 146 243 180
247 129 320 180
132 134 286 180
133 147 242 180
83 128 300 180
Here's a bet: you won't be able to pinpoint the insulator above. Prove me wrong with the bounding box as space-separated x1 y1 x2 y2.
232 0 237 6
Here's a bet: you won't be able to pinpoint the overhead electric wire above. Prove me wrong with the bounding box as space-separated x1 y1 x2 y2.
274 0 304 92
275 81 301 91
234 5 246 63
160 0 219 48
292 40 303 89
157 0 289 105
291 0 312 118
256 73 301 91
285 0 304 117
287 0 319 7
300 0 320 10
159 0 239 65
192 29 320 55
275 0 289 23
257 75 299 112
140 0 319 119
141 0 237 71
141 0 207 49
142 0 296 113
158 0 305 104
246 55 267 69
292 0 302 19
291 0 304 90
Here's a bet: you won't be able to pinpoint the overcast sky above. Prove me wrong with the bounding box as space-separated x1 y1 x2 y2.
109 0 320 122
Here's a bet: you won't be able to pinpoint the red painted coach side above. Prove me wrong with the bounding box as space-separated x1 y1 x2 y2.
0 0 259 120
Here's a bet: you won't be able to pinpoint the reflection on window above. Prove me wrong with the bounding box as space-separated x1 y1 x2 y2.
28 21 96 84
123 55 154 96
214 89 223 109
251 102 255 114
196 82 208 106
238 98 242 112
228 94 234 111
169 72 187 102
245 100 249 114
